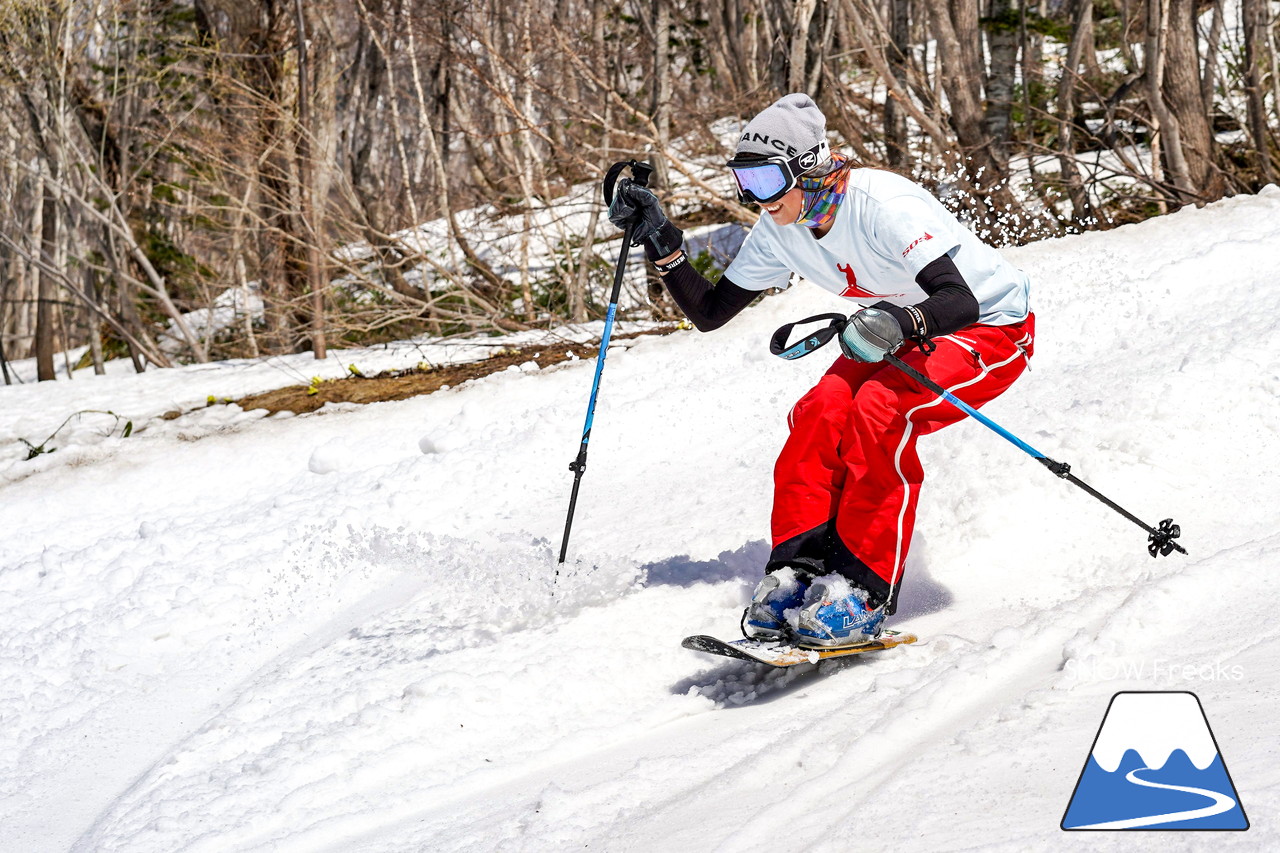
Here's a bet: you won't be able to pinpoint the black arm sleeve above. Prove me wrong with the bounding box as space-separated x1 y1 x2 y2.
658 260 759 332
874 253 980 340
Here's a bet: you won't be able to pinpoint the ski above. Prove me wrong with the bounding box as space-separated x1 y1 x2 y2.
682 629 918 668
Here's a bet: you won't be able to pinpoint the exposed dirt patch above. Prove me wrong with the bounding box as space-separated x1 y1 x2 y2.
233 326 682 416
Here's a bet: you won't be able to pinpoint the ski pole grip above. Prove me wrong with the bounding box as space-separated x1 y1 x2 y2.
602 159 655 206
630 160 654 188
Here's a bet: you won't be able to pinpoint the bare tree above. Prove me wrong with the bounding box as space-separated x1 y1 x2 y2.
1162 0 1224 199
1055 0 1097 223
1242 0 1275 183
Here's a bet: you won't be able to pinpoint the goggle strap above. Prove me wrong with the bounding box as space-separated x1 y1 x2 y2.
727 139 829 172
787 140 830 175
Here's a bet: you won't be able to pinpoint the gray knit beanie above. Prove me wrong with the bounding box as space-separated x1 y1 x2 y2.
735 93 827 160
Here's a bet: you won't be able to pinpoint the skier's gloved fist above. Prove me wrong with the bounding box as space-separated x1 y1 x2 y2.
839 308 905 363
606 178 684 261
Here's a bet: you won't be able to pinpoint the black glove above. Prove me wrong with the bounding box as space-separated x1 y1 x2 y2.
839 308 905 363
606 178 684 261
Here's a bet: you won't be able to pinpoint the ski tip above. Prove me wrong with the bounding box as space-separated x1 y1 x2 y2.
681 635 723 652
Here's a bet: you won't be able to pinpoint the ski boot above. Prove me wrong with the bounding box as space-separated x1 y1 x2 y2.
741 567 810 640
791 574 885 648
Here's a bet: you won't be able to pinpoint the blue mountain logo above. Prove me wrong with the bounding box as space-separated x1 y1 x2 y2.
1062 691 1248 830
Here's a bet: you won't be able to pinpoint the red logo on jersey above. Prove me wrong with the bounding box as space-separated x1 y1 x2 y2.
836 262 909 299
837 263 878 298
902 232 934 257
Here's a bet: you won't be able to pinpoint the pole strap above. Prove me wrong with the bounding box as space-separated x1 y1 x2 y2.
769 313 848 360
603 159 654 207
770 312 937 361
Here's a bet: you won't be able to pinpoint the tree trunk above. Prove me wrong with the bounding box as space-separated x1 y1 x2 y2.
1269 8 1280 154
1022 0 1050 115
652 0 672 191
294 0 327 359
1144 0 1193 201
885 0 912 167
1162 0 1223 199
0 315 10 384
926 0 993 157
1242 0 1274 182
1201 0 1223 117
806 0 835 94
567 2 613 324
984 0 1018 167
35 174 57 381
647 0 675 318
788 0 818 93
85 264 105 375
0 251 13 384
1056 0 1097 223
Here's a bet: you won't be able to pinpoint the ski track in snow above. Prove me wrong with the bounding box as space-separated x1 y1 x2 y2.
3 189 1280 851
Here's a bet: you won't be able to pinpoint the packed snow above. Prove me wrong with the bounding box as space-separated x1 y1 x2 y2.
3 188 1280 851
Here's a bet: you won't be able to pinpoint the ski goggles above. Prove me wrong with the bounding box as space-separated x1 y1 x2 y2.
726 140 830 205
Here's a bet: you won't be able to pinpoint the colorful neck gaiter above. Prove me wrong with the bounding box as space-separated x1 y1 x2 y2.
796 153 851 230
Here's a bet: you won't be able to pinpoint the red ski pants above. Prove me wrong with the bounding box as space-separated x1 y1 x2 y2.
770 316 1035 607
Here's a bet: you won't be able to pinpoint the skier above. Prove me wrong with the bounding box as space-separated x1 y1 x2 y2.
607 93 1035 648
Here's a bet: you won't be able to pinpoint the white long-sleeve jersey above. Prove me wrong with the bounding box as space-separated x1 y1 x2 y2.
724 168 1032 326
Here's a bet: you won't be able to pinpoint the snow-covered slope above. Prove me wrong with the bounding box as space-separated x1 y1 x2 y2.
3 189 1279 852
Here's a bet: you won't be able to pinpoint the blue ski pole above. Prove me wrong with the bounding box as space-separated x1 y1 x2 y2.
558 160 654 565
883 352 1186 557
